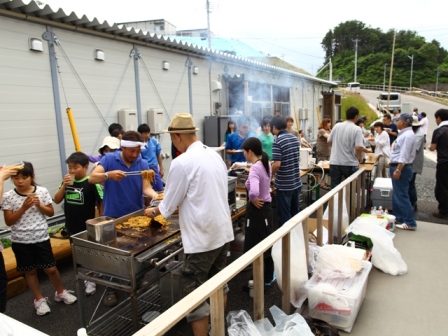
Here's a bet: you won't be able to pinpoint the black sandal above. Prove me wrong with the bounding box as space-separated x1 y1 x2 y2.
320 184 331 191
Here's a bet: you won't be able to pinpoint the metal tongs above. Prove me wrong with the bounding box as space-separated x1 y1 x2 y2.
125 171 143 176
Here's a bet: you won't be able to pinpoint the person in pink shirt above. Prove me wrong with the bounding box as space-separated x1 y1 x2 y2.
242 137 275 286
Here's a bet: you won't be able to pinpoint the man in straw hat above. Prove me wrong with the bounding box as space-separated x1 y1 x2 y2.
389 113 417 230
145 113 234 335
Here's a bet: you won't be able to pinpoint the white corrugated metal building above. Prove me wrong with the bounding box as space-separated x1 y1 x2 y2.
0 0 336 227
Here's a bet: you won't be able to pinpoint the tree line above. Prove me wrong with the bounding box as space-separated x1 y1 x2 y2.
317 20 448 89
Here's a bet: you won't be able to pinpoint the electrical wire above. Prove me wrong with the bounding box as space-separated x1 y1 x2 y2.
54 40 109 129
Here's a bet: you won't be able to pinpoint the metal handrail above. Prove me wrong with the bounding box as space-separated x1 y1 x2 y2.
133 167 367 336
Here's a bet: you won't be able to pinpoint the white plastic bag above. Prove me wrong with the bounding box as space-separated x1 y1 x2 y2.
227 310 262 336
313 247 356 280
272 223 308 308
270 305 314 336
345 220 407 275
323 191 349 236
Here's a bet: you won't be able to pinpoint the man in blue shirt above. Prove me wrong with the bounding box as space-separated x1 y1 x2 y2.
89 130 157 218
226 116 256 164
389 113 417 230
138 123 164 191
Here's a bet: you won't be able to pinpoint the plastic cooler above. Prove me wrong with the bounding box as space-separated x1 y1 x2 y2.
371 177 393 211
305 261 372 333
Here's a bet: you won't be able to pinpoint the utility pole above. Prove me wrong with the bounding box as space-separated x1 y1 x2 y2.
408 55 414 93
353 39 359 82
383 63 387 91
387 32 396 112
206 0 211 49
436 67 440 94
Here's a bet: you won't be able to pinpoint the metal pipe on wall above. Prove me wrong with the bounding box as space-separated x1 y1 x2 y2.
43 26 67 176
186 57 193 115
132 46 142 125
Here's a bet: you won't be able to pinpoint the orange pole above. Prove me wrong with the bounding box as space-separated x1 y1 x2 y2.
66 108 82 152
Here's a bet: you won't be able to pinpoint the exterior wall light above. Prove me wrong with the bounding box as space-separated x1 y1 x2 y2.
193 66 199 74
162 61 170 70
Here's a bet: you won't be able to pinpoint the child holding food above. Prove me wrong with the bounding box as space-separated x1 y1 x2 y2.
54 152 103 296
2 162 77 315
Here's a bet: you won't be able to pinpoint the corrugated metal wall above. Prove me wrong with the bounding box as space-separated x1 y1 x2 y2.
0 14 331 228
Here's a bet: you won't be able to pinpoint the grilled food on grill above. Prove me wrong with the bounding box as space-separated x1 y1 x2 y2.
116 215 170 230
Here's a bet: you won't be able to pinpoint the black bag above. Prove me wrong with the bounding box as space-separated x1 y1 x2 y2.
303 315 340 336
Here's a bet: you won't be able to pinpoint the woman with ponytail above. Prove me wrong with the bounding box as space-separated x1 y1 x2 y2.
241 137 275 286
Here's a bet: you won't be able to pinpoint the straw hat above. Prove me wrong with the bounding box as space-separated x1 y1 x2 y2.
98 136 120 154
412 116 421 127
163 113 199 133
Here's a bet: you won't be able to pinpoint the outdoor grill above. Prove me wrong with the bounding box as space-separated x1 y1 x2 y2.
71 209 183 335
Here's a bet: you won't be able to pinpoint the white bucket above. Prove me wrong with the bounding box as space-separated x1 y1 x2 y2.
387 215 396 231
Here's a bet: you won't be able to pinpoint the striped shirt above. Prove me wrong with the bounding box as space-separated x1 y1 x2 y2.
272 130 302 191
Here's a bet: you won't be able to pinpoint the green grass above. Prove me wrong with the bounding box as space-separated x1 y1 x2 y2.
341 92 379 128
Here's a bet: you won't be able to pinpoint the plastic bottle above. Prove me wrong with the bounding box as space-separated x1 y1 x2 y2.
384 208 389 216
373 206 377 215
370 207 374 215
248 280 254 298
378 206 383 215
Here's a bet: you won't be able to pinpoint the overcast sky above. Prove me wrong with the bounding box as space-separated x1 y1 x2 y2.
41 0 448 76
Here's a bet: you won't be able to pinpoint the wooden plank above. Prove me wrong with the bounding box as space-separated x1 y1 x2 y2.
3 238 71 280
281 233 291 314
6 276 26 299
210 287 225 336
316 206 323 246
351 177 356 222
302 218 309 268
328 197 334 244
253 256 264 321
337 189 343 243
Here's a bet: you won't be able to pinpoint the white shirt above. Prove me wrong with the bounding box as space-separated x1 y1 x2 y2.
159 141 234 254
420 117 428 135
1 186 52 243
371 131 391 157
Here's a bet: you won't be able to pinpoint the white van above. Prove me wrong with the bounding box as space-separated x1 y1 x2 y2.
347 82 361 93
377 92 401 113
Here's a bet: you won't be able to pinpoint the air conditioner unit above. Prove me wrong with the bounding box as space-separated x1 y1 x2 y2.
118 109 138 131
147 108 164 134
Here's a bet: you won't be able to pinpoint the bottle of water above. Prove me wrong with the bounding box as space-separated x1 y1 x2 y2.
370 207 374 215
248 280 254 298
373 206 377 215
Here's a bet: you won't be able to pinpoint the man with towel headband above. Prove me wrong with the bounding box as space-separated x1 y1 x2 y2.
89 130 157 307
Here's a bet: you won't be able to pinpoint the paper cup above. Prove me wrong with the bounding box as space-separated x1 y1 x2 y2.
69 174 75 185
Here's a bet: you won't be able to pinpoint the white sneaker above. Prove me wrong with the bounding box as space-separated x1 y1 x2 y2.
84 281 96 296
34 297 51 315
54 289 77 304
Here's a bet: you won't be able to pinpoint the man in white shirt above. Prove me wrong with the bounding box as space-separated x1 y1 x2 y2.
420 112 428 149
145 113 234 336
